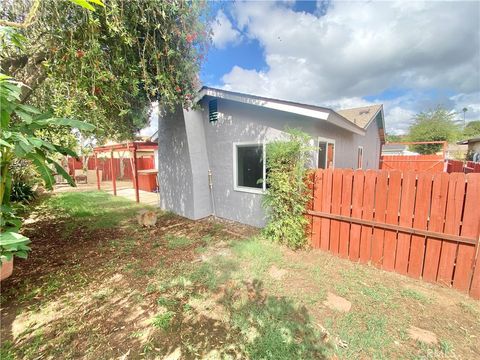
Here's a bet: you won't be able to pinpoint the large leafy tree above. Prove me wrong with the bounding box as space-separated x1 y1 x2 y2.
463 120 480 139
1 0 211 141
407 107 461 154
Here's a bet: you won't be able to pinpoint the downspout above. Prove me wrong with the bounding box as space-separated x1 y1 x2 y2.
208 169 216 218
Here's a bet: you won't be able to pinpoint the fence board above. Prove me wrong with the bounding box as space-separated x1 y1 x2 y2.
408 172 432 278
423 173 449 282
383 171 402 271
311 170 324 248
380 155 444 172
359 170 376 263
339 169 354 258
349 170 365 261
320 169 333 251
437 173 465 286
329 170 343 254
395 172 417 274
453 174 480 291
307 168 480 299
371 171 388 267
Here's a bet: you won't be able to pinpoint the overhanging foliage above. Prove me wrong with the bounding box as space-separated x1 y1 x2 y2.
1 0 211 141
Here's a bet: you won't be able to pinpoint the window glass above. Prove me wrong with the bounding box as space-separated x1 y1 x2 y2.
318 141 335 169
237 145 263 189
318 142 327 169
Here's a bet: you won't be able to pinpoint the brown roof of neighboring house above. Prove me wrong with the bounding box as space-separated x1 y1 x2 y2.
457 137 480 145
337 104 383 129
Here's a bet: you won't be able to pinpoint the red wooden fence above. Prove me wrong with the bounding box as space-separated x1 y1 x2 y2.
446 160 480 174
380 154 445 172
68 156 155 181
307 168 480 299
446 159 464 173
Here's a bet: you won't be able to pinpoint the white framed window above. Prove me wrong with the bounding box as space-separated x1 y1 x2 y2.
318 137 335 169
233 142 266 194
357 146 364 169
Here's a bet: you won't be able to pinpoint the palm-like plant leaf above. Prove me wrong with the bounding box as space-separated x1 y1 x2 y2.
28 153 54 190
47 158 76 187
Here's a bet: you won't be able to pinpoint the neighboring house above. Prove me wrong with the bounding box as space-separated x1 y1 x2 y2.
381 143 417 156
458 137 480 162
157 87 385 227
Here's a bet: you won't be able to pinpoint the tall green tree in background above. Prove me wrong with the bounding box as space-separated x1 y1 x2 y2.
463 120 480 139
1 0 211 142
407 107 460 154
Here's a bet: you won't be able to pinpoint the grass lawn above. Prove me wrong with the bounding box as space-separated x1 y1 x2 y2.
1 191 479 359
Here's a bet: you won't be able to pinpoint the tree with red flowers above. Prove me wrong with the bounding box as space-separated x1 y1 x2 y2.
1 0 212 141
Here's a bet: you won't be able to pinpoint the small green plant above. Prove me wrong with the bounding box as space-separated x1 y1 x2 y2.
439 340 453 355
262 129 313 249
166 234 193 249
129 330 144 339
209 222 224 236
400 288 428 302
10 181 37 204
0 232 31 265
157 296 177 308
145 283 157 294
151 311 175 330
92 288 113 301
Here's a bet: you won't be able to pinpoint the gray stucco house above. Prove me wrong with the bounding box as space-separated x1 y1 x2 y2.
157 87 385 227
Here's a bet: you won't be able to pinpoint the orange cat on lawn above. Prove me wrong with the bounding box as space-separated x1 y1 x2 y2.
136 210 157 227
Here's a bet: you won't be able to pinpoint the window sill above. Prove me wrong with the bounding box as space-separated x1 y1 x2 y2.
233 186 265 195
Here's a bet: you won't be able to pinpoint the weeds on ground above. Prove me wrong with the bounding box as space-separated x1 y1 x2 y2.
166 234 193 249
401 288 429 303
231 237 283 276
157 296 178 308
151 312 175 330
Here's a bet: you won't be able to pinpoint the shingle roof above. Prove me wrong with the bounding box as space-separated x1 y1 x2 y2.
337 104 383 129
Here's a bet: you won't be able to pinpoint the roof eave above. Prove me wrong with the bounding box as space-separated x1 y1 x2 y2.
197 87 365 136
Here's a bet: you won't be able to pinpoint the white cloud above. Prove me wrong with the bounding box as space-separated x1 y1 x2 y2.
211 10 242 49
450 92 480 124
139 102 159 137
383 106 416 135
217 0 480 134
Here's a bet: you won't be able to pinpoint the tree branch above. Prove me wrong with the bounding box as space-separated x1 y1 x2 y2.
0 0 41 29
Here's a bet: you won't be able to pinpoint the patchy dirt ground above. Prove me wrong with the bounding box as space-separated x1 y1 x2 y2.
1 191 479 359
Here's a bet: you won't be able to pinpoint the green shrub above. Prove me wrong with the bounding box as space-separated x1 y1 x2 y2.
10 181 37 204
262 129 312 249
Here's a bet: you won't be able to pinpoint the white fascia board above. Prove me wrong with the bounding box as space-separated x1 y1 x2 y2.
198 88 365 136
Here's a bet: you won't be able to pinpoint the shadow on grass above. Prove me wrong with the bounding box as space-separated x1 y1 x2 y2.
220 279 328 360
2 274 328 359
1 191 327 359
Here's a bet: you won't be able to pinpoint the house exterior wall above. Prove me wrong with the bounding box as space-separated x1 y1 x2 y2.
157 107 195 219
468 141 480 154
158 98 382 227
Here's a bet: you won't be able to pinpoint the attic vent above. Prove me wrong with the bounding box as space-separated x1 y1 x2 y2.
209 99 218 122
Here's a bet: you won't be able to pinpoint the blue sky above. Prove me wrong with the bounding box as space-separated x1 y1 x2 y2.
142 0 479 137
200 0 480 135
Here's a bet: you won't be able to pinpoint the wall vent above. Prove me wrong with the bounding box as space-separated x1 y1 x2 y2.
209 100 218 122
